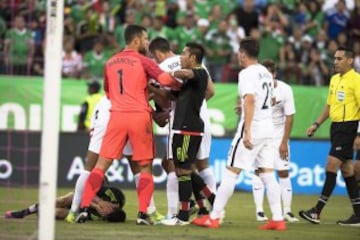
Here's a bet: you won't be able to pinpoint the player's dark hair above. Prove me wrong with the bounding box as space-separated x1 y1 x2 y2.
124 24 147 44
185 42 205 64
149 37 171 53
337 46 354 58
107 209 126 222
98 186 126 209
239 38 259 58
262 59 276 74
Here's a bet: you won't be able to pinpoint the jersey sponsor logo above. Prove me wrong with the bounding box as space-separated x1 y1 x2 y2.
335 146 342 151
337 91 345 101
167 62 180 70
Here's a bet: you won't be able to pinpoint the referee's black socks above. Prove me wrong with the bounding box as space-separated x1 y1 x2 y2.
344 175 360 216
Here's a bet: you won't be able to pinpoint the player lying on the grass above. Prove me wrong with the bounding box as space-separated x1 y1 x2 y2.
5 185 126 222
66 96 164 224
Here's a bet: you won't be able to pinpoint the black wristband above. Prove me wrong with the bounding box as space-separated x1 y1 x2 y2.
313 122 320 128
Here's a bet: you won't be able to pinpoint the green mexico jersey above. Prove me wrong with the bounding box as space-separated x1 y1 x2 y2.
5 28 33 65
83 50 112 79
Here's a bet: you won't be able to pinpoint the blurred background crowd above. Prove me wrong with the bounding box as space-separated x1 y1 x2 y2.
0 0 359 85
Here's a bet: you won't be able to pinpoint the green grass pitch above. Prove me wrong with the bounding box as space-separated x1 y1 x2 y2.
0 188 359 240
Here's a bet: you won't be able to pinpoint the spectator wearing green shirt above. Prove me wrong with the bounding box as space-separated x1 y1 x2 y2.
204 19 232 82
114 9 136 50
172 12 198 54
3 15 34 75
148 16 173 41
304 1 324 38
82 40 111 80
258 26 285 65
194 18 210 46
70 0 92 23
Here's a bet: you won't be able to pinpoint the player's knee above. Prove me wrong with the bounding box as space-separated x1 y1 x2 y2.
162 157 175 173
340 161 355 177
277 170 289 178
195 158 209 171
354 161 360 174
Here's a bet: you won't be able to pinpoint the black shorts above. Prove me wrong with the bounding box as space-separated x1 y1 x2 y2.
329 121 358 162
356 150 360 161
172 133 202 170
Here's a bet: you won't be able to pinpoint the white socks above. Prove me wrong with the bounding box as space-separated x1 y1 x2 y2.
252 174 265 213
166 171 179 217
253 174 294 215
279 177 293 214
210 168 238 220
259 172 283 221
134 173 156 214
70 170 90 213
199 167 217 192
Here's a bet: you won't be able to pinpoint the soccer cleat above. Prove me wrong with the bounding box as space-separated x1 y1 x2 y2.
259 220 286 231
299 208 320 224
65 212 76 223
256 212 268 222
197 207 209 217
192 214 220 229
75 211 90 223
5 210 25 219
160 216 190 226
189 199 199 216
136 212 153 225
284 212 299 223
336 214 360 227
148 210 165 223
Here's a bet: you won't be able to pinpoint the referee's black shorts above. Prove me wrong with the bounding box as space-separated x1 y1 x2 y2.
172 133 202 170
329 121 358 162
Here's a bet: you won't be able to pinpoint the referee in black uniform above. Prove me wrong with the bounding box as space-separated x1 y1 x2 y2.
299 46 360 226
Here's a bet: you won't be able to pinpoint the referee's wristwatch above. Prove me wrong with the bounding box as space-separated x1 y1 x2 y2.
313 122 320 129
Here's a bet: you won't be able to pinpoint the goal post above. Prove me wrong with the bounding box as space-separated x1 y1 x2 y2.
39 1 64 239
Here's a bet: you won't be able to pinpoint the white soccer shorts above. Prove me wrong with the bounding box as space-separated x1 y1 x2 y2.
227 134 275 171
273 138 291 171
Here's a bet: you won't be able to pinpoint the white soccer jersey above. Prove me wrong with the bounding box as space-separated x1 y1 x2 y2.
237 63 274 139
158 55 182 124
272 80 296 139
88 96 132 155
159 55 211 159
90 96 111 130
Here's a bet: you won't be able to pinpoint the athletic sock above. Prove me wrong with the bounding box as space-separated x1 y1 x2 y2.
279 177 293 214
199 167 217 192
178 175 192 221
137 173 154 214
191 174 206 208
252 174 265 213
166 171 179 217
315 171 337 214
7 203 38 219
344 175 360 216
259 172 283 221
135 173 157 214
70 170 90 213
210 168 237 220
81 168 104 208
191 172 215 206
